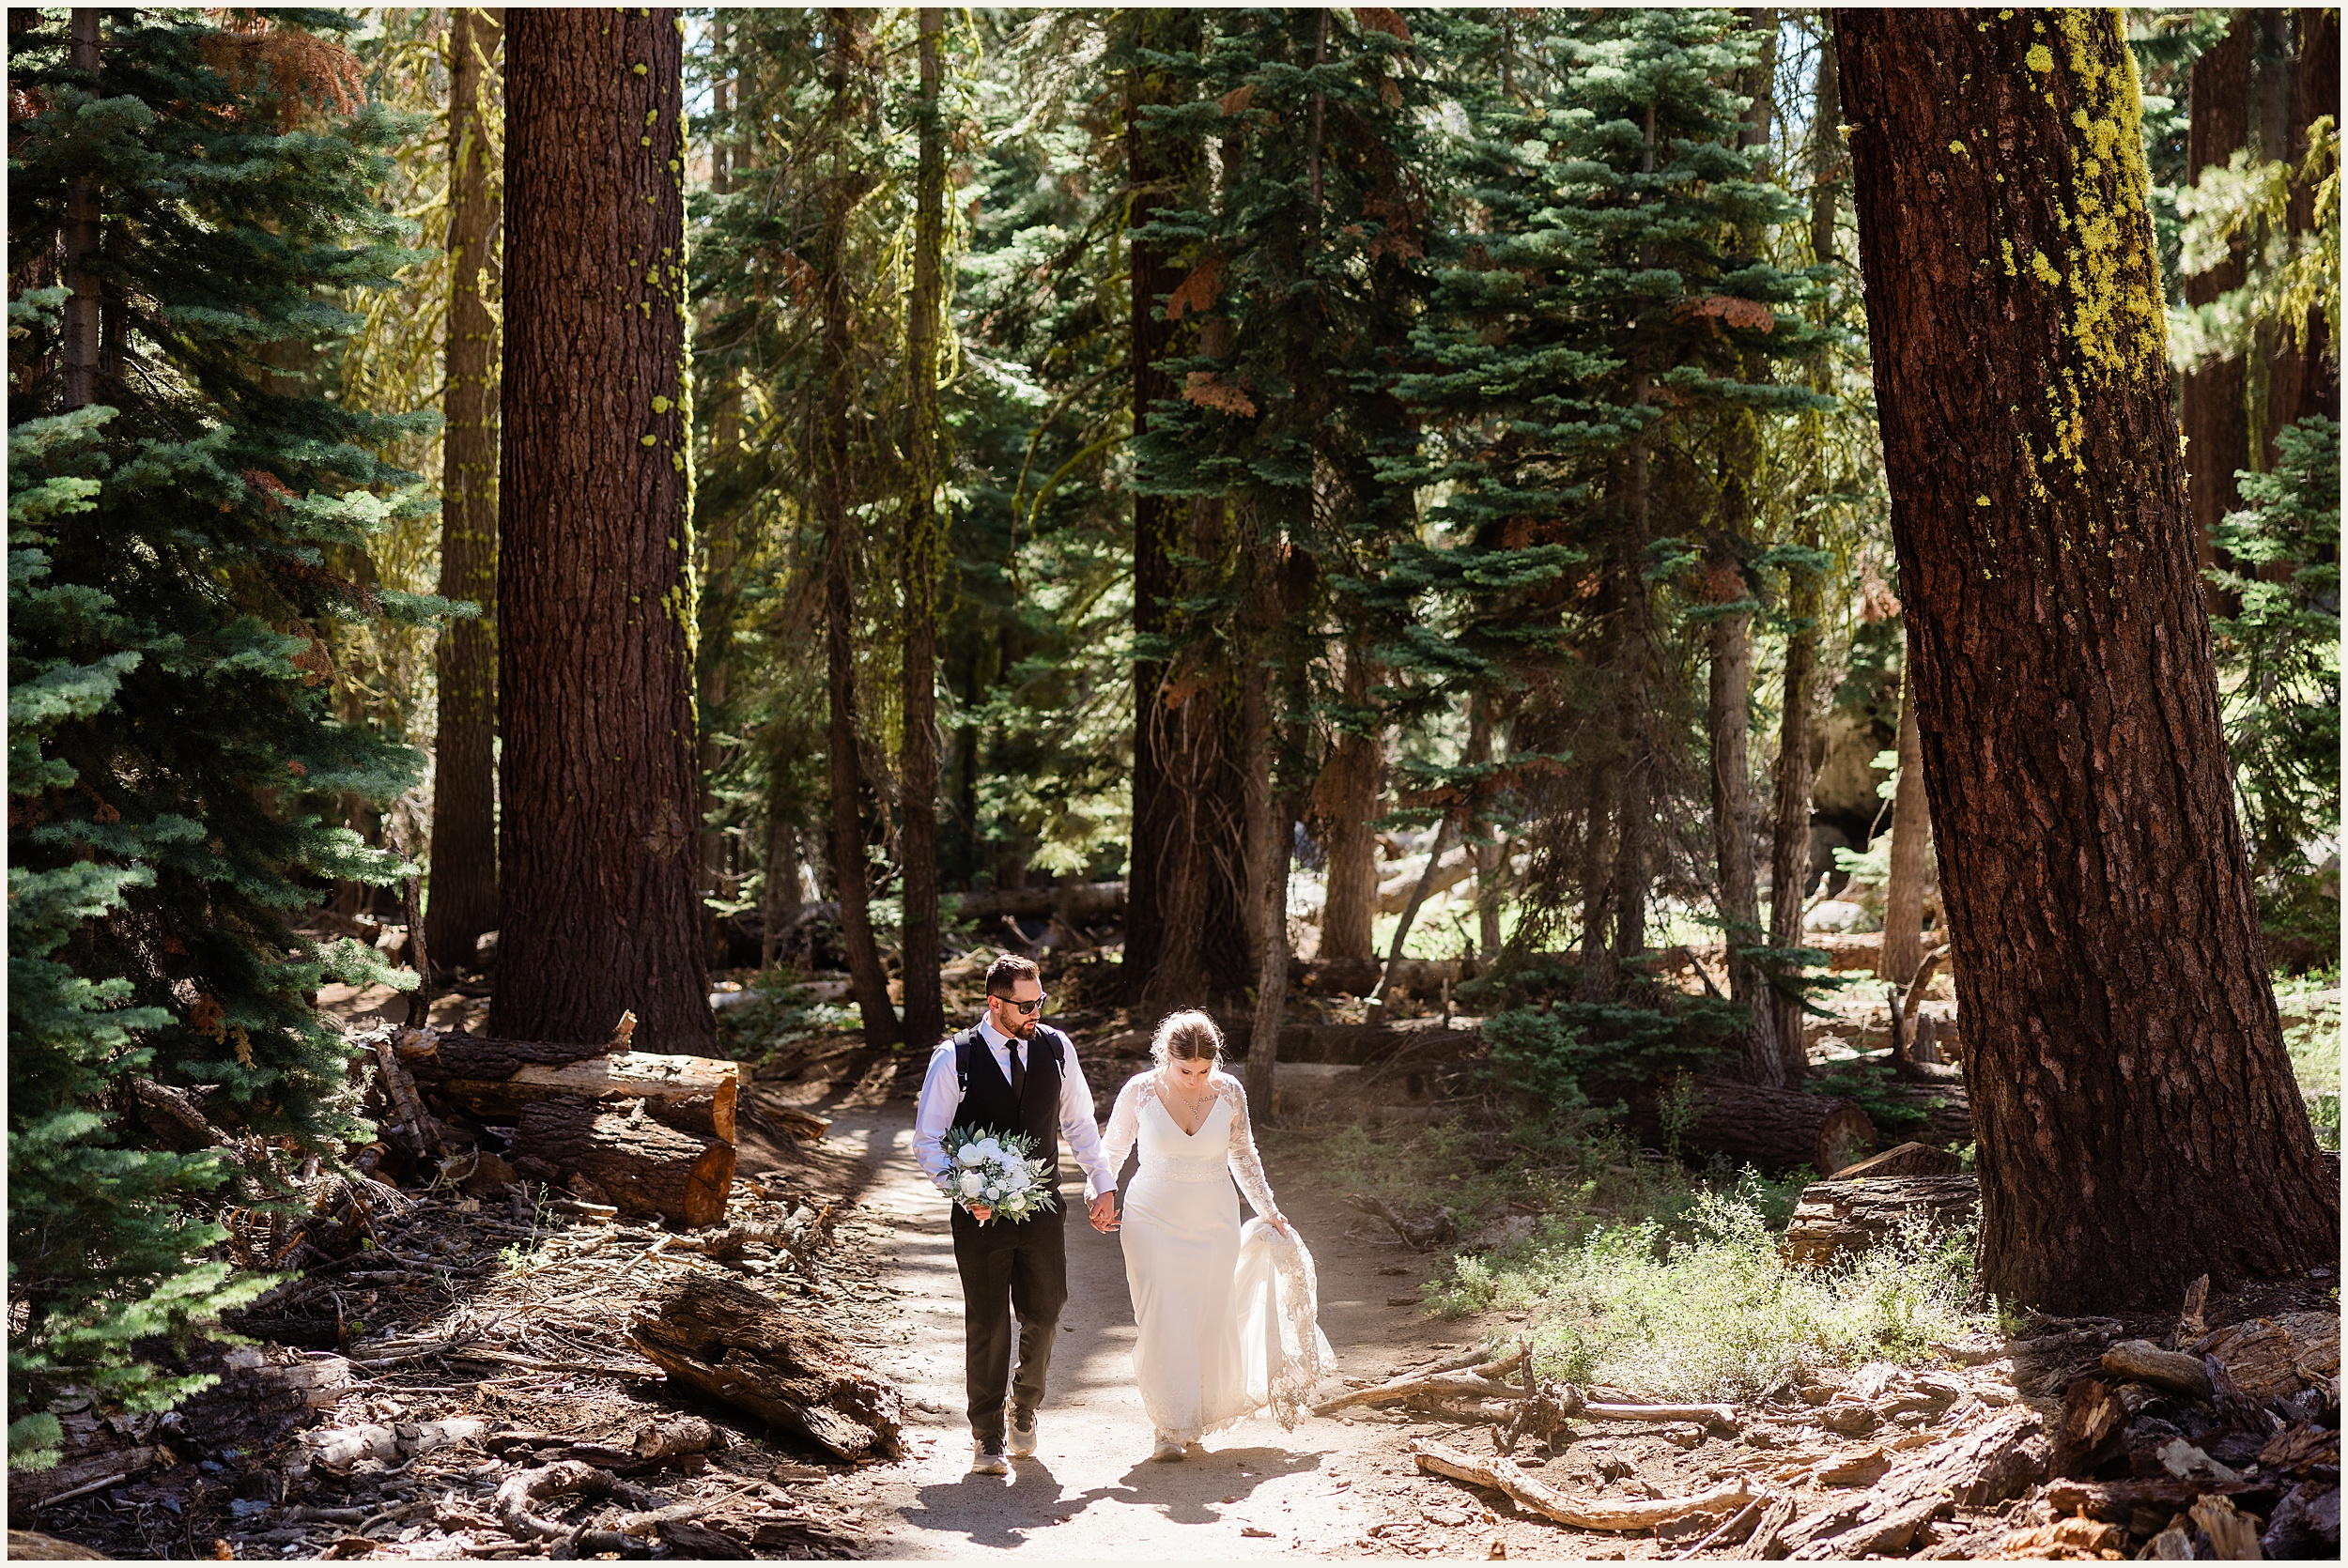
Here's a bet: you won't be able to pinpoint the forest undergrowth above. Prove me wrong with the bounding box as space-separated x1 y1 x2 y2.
1307 1101 1989 1407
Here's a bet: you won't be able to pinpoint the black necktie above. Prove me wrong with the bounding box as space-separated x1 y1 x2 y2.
1007 1039 1026 1099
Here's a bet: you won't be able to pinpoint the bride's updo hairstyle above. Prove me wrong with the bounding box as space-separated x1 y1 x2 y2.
1150 1009 1224 1068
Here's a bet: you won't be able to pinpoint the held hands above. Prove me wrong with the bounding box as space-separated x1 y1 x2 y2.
1088 1192 1120 1234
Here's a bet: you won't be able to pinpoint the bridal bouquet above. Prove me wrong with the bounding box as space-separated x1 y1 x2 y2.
940 1127 1058 1223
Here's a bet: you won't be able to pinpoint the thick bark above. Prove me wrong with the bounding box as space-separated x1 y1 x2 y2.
1876 656 1930 984
815 11 898 1047
1836 9 2337 1310
1240 541 1290 1108
897 8 948 1051
627 1273 906 1461
2181 15 2251 593
61 9 100 410
1121 10 1199 995
428 7 502 973
495 12 712 1050
509 1098 735 1229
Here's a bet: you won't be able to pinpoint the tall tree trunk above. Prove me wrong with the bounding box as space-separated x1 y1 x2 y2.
815 10 899 1048
1717 13 1781 1084
1836 9 2337 1311
1710 598 1776 1082
896 8 949 1051
1121 10 1200 998
1241 588 1290 1111
2181 15 2251 599
428 6 503 976
1875 653 1929 986
698 21 740 969
1767 30 1845 1085
495 10 712 1050
1317 648 1383 963
61 8 100 410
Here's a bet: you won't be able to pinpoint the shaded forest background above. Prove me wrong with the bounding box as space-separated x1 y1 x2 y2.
7 5 2339 1466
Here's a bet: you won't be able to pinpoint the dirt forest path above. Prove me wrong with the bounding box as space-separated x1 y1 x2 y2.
814 1103 1501 1560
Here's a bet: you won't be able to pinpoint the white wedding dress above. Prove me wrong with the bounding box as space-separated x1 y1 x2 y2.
1100 1069 1336 1444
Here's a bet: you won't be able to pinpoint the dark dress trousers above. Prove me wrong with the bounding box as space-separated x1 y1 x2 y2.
947 1025 1072 1445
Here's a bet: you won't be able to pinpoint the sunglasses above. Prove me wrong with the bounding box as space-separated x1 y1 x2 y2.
991 992 1047 1016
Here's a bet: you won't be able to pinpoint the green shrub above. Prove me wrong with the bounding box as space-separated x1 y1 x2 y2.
1428 1186 1984 1401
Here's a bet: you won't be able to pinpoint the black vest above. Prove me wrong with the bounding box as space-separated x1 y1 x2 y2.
952 1024 1066 1191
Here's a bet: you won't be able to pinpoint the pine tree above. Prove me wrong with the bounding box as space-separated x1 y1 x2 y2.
1396 10 1821 1024
8 8 427 1463
1127 7 1434 1000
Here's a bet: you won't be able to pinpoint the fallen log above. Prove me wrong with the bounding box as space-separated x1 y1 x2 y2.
509 1099 734 1229
1779 1174 1980 1268
13 1446 167 1508
1411 1439 1753 1531
944 881 1124 922
439 1052 744 1141
2194 1311 2340 1403
405 1031 605 1082
1669 1076 1877 1176
627 1273 905 1462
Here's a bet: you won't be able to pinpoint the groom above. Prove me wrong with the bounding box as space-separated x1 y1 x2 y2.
912 953 1119 1475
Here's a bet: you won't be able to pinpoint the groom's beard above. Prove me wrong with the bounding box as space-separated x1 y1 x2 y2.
1005 1013 1039 1039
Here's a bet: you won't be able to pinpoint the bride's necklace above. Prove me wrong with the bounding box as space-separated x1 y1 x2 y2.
1161 1070 1213 1130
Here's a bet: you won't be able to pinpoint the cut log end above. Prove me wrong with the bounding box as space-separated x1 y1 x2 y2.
512 1099 735 1229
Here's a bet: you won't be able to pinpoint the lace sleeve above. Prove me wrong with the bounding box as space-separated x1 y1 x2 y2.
1100 1073 1148 1189
1217 1073 1281 1219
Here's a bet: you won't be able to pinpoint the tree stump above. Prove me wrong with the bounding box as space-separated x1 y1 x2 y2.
1780 1173 1980 1268
627 1273 904 1461
509 1099 734 1228
1676 1075 1878 1175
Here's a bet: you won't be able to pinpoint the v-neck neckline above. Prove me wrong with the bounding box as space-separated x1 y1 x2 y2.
1156 1084 1219 1139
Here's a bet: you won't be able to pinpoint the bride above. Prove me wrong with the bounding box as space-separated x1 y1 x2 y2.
1099 1010 1335 1461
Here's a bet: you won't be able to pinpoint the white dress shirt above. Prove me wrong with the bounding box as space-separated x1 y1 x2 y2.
912 1014 1117 1203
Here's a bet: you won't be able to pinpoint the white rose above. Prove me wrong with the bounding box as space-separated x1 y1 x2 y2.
1000 1166 1028 1194
972 1138 1004 1160
959 1172 984 1197
955 1145 984 1167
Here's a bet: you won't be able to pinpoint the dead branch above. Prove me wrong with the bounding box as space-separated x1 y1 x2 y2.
1412 1439 1753 1532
